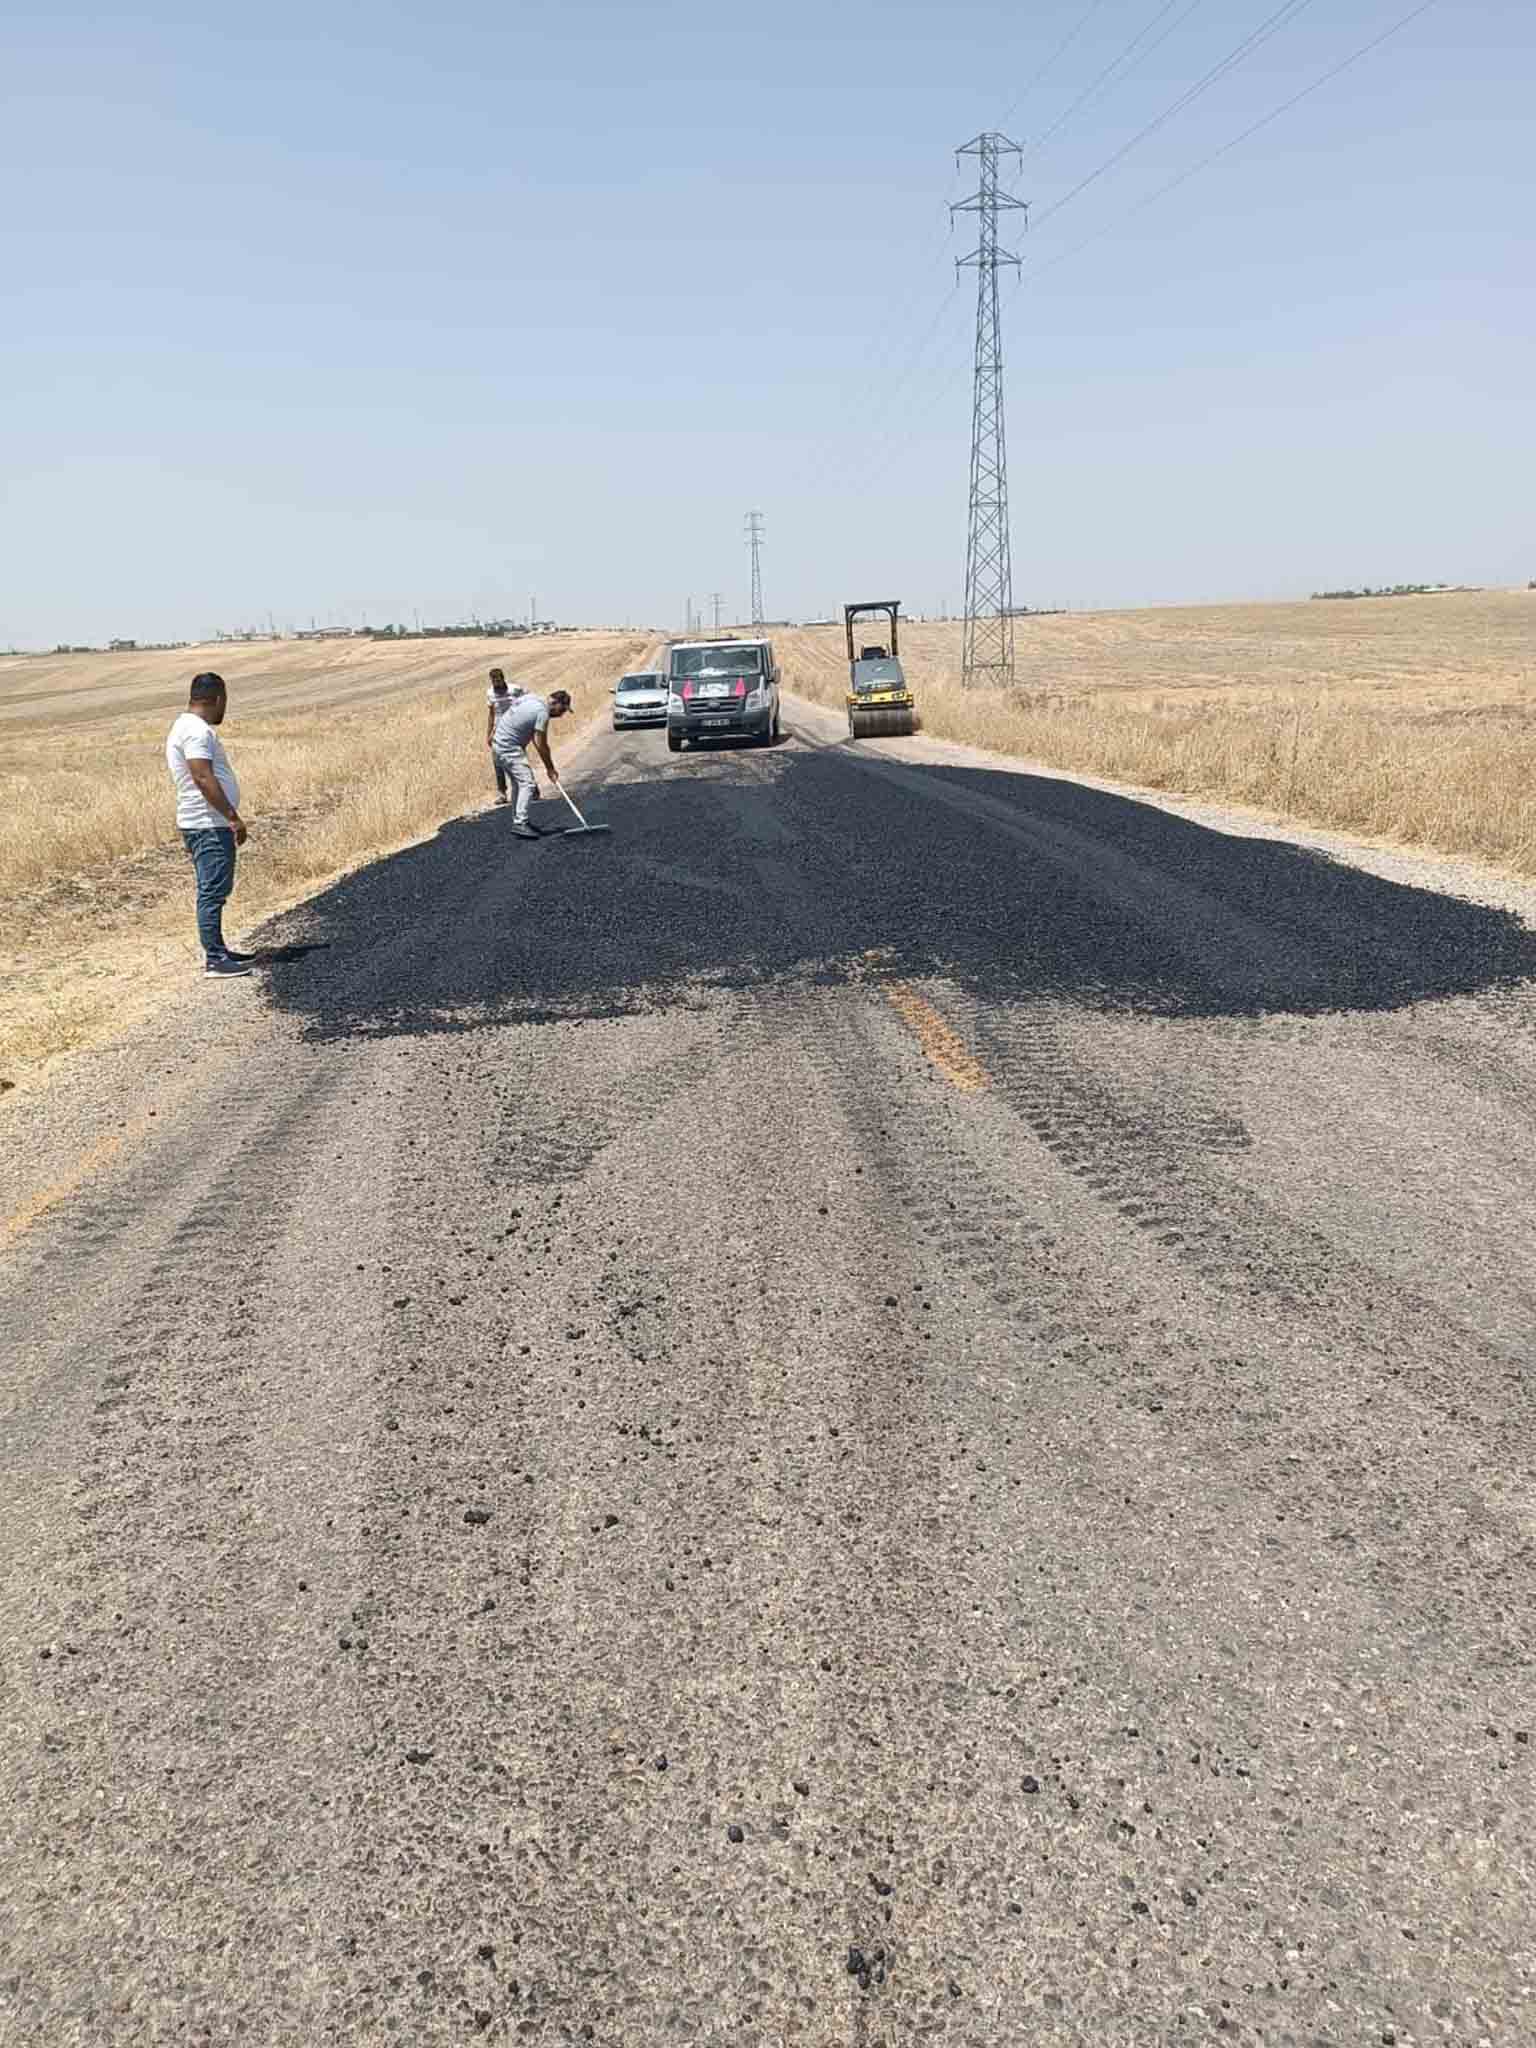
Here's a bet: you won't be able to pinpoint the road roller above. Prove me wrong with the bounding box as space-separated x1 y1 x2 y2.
844 599 916 740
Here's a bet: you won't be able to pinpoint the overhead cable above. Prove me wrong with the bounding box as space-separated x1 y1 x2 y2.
1000 0 1116 130
1026 0 1204 159
1031 0 1321 231
1027 0 1441 279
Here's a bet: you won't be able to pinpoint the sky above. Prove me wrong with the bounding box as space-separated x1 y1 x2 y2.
1 0 1531 645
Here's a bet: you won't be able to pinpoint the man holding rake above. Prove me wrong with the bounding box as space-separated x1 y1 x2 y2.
492 687 572 839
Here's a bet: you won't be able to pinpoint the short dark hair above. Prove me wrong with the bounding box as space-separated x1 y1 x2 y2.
489 667 506 685
189 672 225 703
549 689 572 711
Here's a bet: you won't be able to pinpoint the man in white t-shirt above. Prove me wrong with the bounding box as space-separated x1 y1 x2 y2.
484 667 528 805
493 688 572 837
165 672 253 979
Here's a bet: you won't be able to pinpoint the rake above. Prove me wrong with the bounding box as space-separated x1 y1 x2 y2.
556 784 612 839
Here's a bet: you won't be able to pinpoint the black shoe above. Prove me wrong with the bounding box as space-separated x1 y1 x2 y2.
510 821 542 839
222 948 260 963
205 956 254 978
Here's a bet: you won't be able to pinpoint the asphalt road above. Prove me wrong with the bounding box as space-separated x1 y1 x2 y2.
3 696 1535 2046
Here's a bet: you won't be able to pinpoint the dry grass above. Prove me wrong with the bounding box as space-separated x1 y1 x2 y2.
4 593 1533 1084
778 590 1536 872
0 632 650 1077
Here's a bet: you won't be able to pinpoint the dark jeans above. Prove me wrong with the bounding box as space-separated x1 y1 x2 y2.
182 827 237 963
493 752 509 795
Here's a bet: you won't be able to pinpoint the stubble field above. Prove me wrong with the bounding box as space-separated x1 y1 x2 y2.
3 591 1533 1084
0 631 648 1075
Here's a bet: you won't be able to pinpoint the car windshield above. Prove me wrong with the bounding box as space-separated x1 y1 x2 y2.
670 646 764 678
616 675 661 693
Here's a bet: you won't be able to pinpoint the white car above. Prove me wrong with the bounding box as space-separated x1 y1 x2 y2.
612 671 669 730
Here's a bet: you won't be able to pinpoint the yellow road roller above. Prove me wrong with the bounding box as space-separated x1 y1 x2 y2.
844 598 916 739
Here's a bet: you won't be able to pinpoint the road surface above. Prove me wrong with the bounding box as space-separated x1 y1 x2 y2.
3 696 1535 2045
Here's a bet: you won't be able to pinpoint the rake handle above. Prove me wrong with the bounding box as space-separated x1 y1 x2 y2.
557 784 591 830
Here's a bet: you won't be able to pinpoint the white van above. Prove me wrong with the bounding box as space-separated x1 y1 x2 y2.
664 638 781 752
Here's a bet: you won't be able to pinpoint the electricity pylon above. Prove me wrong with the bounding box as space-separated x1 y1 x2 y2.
745 510 765 626
952 132 1027 686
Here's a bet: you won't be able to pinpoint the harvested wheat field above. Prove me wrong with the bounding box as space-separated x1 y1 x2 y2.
3 593 1534 1085
0 631 649 1078
780 588 1536 872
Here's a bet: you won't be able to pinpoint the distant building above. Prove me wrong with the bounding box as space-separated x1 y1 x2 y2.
294 626 359 641
108 638 137 651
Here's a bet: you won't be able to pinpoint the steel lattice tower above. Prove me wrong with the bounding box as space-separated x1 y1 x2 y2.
952 133 1026 686
745 510 765 626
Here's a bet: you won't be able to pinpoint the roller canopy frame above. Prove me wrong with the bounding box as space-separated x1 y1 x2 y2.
843 600 902 665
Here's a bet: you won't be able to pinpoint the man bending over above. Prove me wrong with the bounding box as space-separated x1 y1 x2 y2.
493 687 572 838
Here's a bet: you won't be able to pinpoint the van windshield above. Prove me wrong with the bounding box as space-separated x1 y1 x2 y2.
670 646 763 678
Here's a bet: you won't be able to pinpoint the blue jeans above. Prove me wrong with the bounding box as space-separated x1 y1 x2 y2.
182 827 237 964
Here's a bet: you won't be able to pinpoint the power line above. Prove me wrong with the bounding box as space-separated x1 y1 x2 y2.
1026 0 1441 281
818 283 965 476
797 1 1436 527
1031 0 1320 233
772 247 962 513
780 275 969 517
1000 0 1116 130
787 158 972 487
786 3 1437 600
1026 0 1200 160
828 353 972 508
798 0 1245 507
791 300 975 518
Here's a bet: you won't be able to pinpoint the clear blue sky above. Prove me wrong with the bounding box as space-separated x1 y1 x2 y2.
2 0 1530 644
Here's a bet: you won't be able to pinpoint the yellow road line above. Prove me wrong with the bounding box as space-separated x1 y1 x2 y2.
0 1123 143 1253
883 983 989 1094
